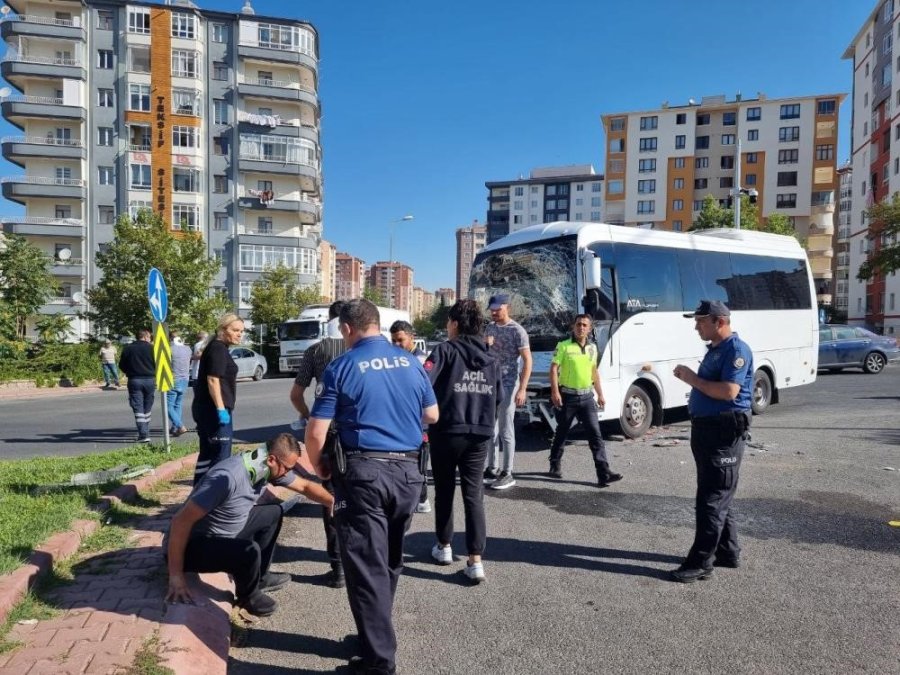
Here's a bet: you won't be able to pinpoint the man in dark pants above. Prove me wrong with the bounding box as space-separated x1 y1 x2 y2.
289 300 347 588
547 314 623 486
165 433 333 616
119 329 155 443
306 300 439 675
672 300 753 583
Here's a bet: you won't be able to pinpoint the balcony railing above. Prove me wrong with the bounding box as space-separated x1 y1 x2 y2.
0 94 67 105
1 176 84 186
0 216 83 226
1 53 82 67
1 14 79 27
237 75 313 91
129 144 151 152
2 135 83 147
47 257 83 265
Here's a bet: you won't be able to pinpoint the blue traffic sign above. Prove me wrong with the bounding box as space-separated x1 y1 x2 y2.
147 268 168 323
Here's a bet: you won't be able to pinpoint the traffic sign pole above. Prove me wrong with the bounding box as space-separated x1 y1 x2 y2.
148 270 172 453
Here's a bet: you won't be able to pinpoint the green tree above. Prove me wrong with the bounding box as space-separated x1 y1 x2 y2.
761 212 796 237
858 193 900 280
249 264 321 341
0 234 59 340
413 316 436 339
690 195 731 230
34 313 74 343
363 285 387 306
87 209 229 337
429 303 451 332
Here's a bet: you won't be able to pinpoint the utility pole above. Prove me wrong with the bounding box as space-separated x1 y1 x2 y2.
734 139 742 230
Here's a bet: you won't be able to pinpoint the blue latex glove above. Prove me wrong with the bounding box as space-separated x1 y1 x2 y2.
217 408 231 425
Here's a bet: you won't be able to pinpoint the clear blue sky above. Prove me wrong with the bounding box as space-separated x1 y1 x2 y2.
0 0 876 292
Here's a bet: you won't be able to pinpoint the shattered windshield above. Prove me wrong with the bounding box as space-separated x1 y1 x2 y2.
469 236 577 350
278 320 320 341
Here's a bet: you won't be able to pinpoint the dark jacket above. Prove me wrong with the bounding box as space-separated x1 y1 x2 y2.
119 340 155 378
424 335 503 437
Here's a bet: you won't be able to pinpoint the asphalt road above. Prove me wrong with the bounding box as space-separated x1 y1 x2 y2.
225 368 900 675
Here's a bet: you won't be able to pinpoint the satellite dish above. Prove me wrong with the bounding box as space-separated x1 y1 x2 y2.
72 291 84 304
0 87 11 98
0 7 10 15
57 247 72 261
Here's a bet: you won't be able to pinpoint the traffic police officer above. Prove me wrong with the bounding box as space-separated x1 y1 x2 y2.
672 299 753 583
547 314 623 486
305 299 438 675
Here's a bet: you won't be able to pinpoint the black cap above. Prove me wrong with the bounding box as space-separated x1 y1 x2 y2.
488 294 510 310
684 300 731 319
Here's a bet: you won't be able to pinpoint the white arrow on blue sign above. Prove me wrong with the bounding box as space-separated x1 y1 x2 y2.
147 267 168 323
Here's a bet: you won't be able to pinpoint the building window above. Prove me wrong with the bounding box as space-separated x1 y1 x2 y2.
97 10 113 30
776 194 797 208
639 137 657 152
130 163 151 190
171 13 197 38
172 50 199 78
609 117 626 131
637 180 656 194
591 197 601 207
172 126 198 148
575 198 583 206
240 134 316 165
173 168 200 192
128 8 150 34
513 200 523 210
213 99 229 124
514 186 524 196
575 184 584 192
640 116 658 130
213 62 228 80
97 49 113 69
722 111 736 126
214 213 229 231
694 178 708 189
673 199 684 211
607 180 624 195
697 113 710 125
721 156 734 169
129 84 150 112
695 136 710 149
172 204 200 231
128 45 150 73
214 136 228 155
98 89 114 107
212 23 228 43
695 157 709 169
590 211 601 221
777 171 798 187
746 107 761 121
98 206 115 224
693 200 703 211
675 135 686 149
257 217 273 234
721 134 735 145
531 186 539 193
778 149 799 164
674 157 686 168
531 200 539 207
637 200 655 214
214 175 228 193
676 113 686 125
172 89 200 115
638 159 656 173
748 129 759 141
817 99 836 115
674 177 684 189
746 152 758 164
780 104 801 119
609 138 624 153
592 183 602 192
240 244 317 275
673 220 683 231
779 126 801 142
98 166 114 185
745 174 757 186
720 177 734 189
816 144 834 160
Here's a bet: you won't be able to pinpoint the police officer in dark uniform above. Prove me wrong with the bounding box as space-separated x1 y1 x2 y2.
305 299 439 675
672 300 753 583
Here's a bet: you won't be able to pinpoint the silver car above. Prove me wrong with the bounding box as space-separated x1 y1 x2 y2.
229 347 268 381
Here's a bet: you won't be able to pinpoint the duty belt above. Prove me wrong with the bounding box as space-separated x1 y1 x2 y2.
346 450 419 461
560 386 593 395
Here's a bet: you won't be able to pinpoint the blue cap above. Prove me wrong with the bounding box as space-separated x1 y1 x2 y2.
684 300 730 318
488 294 510 310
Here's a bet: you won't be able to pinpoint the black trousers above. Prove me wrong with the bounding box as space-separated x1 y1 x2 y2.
549 393 608 476
181 504 283 601
321 479 341 570
192 400 233 485
430 433 490 556
684 413 748 569
333 456 423 675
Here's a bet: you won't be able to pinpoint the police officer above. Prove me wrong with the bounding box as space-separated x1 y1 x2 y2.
672 299 753 583
306 299 438 675
547 314 622 486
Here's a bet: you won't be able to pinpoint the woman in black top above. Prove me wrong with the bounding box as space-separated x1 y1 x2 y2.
424 300 503 584
192 313 244 484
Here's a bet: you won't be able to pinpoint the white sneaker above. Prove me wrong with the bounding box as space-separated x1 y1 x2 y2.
431 543 452 565
416 499 431 514
464 562 485 584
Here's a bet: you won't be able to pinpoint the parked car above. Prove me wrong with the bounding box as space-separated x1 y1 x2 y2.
229 347 268 381
818 325 900 374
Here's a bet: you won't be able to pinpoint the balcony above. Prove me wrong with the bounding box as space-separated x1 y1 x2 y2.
0 94 85 129
0 14 85 42
808 257 833 278
1 135 84 166
0 52 86 86
1 215 84 237
236 114 318 142
47 257 84 277
38 296 80 315
237 191 321 219
236 75 318 105
1 176 86 204
836 253 851 267
238 40 317 71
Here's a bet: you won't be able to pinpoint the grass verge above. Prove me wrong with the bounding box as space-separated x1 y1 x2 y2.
0 442 196 576
124 630 176 675
0 592 60 654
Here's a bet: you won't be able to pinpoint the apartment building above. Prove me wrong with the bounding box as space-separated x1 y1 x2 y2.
411 285 434 320
843 0 900 334
0 0 323 336
484 165 604 245
601 92 844 304
434 287 455 307
368 261 413 312
455 219 485 300
318 238 335 302
834 162 853 315
334 251 364 300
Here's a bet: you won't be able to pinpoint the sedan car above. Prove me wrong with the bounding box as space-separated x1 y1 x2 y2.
229 347 268 381
818 325 900 374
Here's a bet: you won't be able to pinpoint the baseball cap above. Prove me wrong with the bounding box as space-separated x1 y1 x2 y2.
684 300 731 319
488 294 510 310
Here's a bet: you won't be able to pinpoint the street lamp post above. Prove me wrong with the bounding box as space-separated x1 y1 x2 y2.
388 215 414 308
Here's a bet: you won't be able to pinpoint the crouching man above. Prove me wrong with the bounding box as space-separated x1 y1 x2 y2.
164 432 333 616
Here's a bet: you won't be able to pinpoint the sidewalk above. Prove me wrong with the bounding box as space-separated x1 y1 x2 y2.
0 475 232 674
0 381 112 402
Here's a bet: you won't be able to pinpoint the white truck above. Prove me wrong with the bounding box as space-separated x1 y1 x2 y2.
277 304 411 372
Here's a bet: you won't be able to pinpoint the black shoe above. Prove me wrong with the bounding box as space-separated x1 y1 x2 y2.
327 567 346 589
548 464 562 479
670 566 713 583
483 467 500 484
713 556 741 569
260 571 291 591
348 656 366 672
597 471 623 487
237 590 277 616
